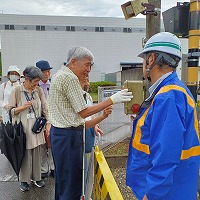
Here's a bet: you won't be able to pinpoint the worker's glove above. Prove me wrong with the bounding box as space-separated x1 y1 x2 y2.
110 89 133 104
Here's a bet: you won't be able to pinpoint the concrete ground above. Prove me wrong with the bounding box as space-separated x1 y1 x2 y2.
0 153 55 200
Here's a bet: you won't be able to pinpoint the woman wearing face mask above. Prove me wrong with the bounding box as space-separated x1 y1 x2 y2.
20 74 25 84
0 65 20 123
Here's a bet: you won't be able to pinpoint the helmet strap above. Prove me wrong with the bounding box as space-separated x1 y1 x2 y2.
144 55 152 82
160 53 178 67
145 53 162 82
146 68 151 82
148 53 163 71
146 54 163 82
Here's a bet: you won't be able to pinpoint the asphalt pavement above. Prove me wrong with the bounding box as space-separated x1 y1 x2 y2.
0 104 132 200
0 153 55 200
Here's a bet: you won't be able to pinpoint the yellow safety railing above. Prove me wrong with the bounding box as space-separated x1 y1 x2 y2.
93 146 124 200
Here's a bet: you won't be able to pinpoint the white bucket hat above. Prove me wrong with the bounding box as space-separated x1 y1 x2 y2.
8 65 20 75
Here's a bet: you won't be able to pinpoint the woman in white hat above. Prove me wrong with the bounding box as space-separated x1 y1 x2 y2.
0 65 20 123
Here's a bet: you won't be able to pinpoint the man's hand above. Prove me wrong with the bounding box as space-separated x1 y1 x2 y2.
45 123 51 137
94 125 103 136
143 195 148 200
23 101 32 110
103 105 113 118
110 89 133 104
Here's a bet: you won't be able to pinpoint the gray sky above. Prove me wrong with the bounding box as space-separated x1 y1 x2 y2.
0 0 190 17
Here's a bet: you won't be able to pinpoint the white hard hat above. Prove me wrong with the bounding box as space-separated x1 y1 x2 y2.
8 65 20 75
138 32 182 59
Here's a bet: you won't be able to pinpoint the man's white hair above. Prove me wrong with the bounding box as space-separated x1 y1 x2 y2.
66 47 94 66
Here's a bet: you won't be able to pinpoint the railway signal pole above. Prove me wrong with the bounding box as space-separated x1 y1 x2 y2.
187 0 200 101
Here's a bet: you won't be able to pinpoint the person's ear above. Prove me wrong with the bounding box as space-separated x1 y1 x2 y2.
71 58 77 67
148 53 156 66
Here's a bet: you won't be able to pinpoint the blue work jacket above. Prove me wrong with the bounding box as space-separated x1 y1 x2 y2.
126 72 200 200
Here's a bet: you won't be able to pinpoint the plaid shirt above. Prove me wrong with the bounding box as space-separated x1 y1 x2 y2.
47 67 87 128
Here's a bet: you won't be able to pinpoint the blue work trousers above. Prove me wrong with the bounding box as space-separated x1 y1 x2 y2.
50 126 83 200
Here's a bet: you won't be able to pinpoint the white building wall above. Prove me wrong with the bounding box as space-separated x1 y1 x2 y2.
0 14 188 82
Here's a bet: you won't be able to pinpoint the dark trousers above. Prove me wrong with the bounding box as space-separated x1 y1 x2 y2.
50 126 83 200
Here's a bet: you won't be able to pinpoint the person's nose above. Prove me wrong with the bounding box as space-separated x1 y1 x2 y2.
87 65 91 72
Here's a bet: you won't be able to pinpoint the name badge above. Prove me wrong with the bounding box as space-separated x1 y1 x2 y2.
27 113 35 119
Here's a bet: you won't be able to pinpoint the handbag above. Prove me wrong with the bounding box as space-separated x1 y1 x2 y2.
24 91 47 134
32 116 47 134
85 127 95 153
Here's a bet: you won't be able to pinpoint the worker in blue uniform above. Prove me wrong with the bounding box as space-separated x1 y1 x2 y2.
126 32 200 200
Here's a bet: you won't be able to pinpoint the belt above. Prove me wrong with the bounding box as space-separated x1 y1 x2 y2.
65 125 84 131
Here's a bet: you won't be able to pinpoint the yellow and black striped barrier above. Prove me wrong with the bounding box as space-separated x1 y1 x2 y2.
187 0 200 101
93 146 124 200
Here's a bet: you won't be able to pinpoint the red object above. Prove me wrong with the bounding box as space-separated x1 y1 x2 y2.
131 104 140 114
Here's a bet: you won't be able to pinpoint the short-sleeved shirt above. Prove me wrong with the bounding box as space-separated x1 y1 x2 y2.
47 67 87 128
39 80 51 98
0 80 20 123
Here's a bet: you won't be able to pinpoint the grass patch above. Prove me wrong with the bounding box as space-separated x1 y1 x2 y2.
104 141 129 156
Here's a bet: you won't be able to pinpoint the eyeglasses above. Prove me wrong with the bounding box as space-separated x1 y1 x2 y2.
84 62 94 68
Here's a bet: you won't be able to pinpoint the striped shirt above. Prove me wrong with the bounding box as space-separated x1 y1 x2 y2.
47 66 87 128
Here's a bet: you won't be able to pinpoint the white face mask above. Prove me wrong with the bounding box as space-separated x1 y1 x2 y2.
20 77 25 83
9 75 19 82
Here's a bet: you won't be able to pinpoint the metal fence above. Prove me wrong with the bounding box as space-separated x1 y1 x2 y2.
97 86 132 148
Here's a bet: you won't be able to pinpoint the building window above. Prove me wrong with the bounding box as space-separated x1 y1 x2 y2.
5 25 15 30
66 26 75 31
36 25 45 31
41 26 45 31
5 25 9 30
123 28 132 33
95 27 104 32
10 25 14 30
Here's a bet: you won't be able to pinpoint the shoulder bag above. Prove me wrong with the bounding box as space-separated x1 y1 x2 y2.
24 91 47 134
